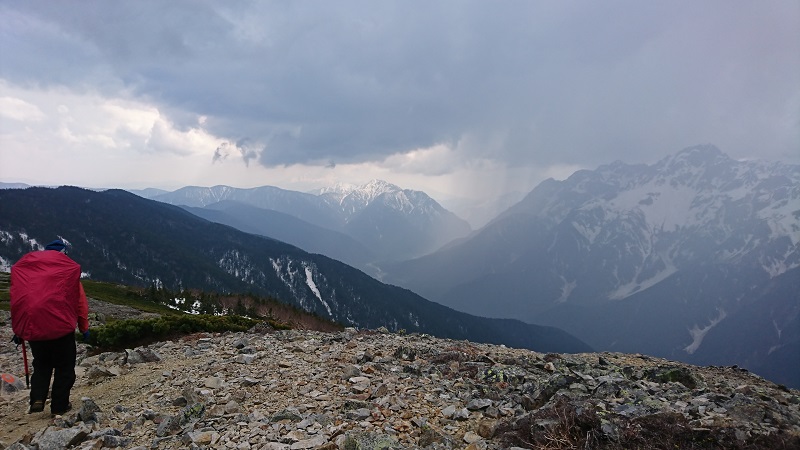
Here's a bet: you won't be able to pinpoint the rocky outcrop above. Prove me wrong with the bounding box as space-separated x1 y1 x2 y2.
1 318 798 449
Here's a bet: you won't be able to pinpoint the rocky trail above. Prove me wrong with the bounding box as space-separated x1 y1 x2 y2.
1 303 799 449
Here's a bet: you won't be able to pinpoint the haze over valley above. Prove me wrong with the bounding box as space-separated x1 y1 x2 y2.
1 2 798 393
2 145 798 389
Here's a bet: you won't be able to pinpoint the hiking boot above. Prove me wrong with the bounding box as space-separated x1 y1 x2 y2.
51 403 72 416
28 400 45 413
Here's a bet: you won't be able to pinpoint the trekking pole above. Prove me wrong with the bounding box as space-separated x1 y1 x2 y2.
21 341 30 388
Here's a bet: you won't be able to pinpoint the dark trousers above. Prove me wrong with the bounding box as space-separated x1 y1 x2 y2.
28 332 76 412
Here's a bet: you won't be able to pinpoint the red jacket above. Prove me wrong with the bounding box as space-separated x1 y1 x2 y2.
10 250 90 341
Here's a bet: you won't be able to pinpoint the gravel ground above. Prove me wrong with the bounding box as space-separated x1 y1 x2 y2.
0 298 160 444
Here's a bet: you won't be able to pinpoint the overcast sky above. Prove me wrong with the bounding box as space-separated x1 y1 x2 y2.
1 1 798 221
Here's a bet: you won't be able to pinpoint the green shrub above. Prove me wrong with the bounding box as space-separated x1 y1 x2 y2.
86 314 259 350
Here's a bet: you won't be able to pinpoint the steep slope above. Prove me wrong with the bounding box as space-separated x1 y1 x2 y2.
145 180 471 263
0 186 589 354
182 200 377 272
150 185 344 230
383 145 800 387
318 180 472 261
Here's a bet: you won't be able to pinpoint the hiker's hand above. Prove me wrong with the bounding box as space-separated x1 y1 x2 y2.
82 330 90 342
11 335 22 345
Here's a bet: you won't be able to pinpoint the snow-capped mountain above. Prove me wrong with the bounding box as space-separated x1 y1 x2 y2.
146 180 471 264
383 145 800 387
488 144 799 302
149 185 343 230
317 180 471 262
0 186 590 354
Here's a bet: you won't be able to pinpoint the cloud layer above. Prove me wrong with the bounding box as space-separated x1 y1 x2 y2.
1 1 798 221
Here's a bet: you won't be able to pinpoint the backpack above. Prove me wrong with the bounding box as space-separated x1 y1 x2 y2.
10 250 82 341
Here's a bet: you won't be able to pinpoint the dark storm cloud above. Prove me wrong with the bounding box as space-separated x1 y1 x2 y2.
2 1 798 169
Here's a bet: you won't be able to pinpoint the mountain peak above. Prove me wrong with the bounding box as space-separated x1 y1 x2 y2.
356 179 403 199
659 144 728 169
383 145 800 388
314 182 356 196
676 143 724 157
315 180 401 198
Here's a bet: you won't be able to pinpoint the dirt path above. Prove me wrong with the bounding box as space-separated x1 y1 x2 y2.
0 301 161 444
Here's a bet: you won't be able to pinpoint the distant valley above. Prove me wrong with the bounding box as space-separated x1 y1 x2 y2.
0 186 589 355
138 180 471 272
2 145 798 388
383 145 800 388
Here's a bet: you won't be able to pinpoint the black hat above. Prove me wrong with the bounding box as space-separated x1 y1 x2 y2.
44 239 66 252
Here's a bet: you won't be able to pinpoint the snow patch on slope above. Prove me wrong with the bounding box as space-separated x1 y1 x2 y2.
571 221 601 245
684 309 727 354
610 185 699 231
608 265 677 300
304 264 332 317
557 278 576 303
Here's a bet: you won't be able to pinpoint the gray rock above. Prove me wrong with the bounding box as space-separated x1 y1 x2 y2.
186 430 219 445
78 397 102 422
102 434 133 447
290 434 328 449
272 408 303 422
225 400 241 414
418 426 455 448
32 425 90 450
204 376 224 389
235 354 256 364
86 427 119 439
463 430 481 444
85 366 115 380
441 405 457 418
453 407 470 420
2 322 798 450
4 442 33 450
466 398 493 410
242 376 260 386
125 347 161 364
342 431 400 450
342 364 362 379
346 408 371 420
182 386 203 404
155 416 181 437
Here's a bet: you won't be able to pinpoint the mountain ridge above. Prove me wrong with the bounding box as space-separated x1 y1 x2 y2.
0 186 589 355
146 180 471 263
382 145 800 387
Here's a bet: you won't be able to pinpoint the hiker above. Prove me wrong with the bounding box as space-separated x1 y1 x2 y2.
9 239 89 415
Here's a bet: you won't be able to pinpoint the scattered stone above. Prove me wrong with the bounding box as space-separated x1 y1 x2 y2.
235 354 256 364
77 397 102 423
463 430 482 444
272 408 303 422
204 376 224 389
467 398 493 410
342 431 399 450
125 347 161 364
85 366 115 380
477 419 497 438
241 376 260 386
0 317 798 449
393 346 417 361
31 425 90 450
155 415 181 437
224 400 241 414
